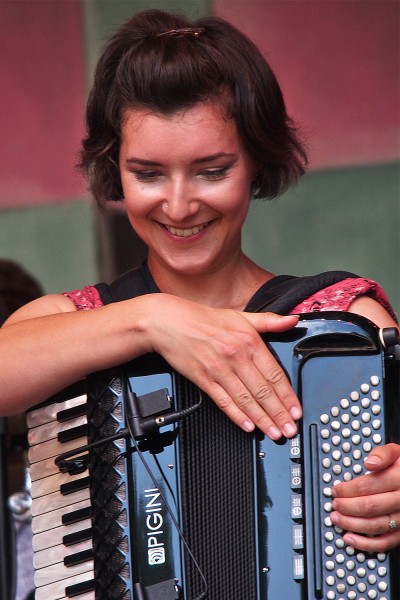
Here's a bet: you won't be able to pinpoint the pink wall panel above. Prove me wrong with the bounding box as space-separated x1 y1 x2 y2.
0 0 86 207
214 0 399 170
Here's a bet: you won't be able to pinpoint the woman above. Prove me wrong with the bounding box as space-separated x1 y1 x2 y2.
1 8 399 558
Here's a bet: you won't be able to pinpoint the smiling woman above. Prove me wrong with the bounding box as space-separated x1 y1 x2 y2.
118 103 257 295
0 7 399 573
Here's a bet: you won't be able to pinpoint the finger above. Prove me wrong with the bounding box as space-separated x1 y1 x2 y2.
209 371 294 439
331 465 400 499
242 312 298 334
206 381 283 437
253 350 302 421
237 366 299 437
330 509 400 536
340 529 400 553
331 490 400 518
364 443 400 471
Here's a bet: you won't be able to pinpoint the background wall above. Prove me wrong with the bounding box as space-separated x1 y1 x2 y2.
0 0 398 313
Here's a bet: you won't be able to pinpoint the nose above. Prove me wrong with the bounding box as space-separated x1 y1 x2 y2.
161 177 200 222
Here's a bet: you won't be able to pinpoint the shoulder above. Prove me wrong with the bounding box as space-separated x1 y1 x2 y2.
2 293 78 326
348 295 398 328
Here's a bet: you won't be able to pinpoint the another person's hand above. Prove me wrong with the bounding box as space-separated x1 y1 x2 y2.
330 443 400 552
147 295 301 439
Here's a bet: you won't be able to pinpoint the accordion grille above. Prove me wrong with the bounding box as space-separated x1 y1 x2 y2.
177 377 257 599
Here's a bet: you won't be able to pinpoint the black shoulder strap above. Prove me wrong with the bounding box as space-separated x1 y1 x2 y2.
245 270 358 314
95 263 358 315
94 262 159 305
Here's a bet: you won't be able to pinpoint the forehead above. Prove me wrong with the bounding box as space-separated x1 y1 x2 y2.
120 102 242 153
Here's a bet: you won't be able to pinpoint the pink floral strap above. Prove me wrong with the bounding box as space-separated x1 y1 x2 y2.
291 277 397 321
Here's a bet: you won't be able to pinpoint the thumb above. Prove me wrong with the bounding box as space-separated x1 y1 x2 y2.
364 443 400 471
242 311 299 333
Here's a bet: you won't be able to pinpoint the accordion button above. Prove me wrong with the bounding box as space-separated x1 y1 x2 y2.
378 581 388 591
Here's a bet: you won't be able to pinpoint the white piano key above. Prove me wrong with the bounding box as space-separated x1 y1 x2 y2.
31 468 89 499
28 414 87 445
35 569 94 600
27 395 87 428
59 594 95 600
34 539 92 569
33 517 92 552
29 435 87 464
34 558 93 587
31 487 90 517
32 498 91 534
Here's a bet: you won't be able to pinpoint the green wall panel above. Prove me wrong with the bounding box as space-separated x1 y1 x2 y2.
243 162 400 316
0 201 98 294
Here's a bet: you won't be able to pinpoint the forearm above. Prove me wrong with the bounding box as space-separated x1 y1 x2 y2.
0 297 153 414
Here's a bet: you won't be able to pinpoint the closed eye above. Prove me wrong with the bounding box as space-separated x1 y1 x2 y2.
199 165 234 181
131 170 162 182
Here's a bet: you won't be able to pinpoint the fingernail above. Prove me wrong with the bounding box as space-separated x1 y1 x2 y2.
283 422 297 437
243 420 255 432
290 406 302 420
330 512 338 524
267 426 281 440
364 455 382 466
343 535 355 547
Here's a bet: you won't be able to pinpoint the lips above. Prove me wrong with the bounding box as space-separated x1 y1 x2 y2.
164 222 209 238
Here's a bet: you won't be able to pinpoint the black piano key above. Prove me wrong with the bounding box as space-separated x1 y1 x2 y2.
61 476 90 496
58 423 88 443
62 506 91 526
57 403 88 423
64 548 94 567
66 578 95 598
63 527 93 547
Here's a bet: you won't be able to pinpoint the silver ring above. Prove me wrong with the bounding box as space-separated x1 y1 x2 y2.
388 517 398 533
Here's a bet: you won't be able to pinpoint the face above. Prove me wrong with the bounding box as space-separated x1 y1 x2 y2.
119 101 255 279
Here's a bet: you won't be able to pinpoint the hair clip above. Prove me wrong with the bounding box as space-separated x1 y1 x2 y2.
157 27 205 38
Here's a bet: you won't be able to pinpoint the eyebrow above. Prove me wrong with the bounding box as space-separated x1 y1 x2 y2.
125 152 237 167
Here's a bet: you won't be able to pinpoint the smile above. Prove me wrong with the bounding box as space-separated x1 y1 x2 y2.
164 223 209 238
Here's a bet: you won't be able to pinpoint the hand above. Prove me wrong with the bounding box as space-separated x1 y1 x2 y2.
147 295 301 439
330 443 400 552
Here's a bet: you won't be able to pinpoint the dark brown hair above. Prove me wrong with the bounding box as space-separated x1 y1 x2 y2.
79 9 307 206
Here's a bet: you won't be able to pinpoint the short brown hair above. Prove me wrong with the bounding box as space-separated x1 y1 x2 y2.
79 9 307 207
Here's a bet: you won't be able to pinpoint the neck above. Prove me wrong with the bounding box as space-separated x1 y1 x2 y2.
148 254 274 310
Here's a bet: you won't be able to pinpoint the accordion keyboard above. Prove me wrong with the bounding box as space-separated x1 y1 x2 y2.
27 388 95 600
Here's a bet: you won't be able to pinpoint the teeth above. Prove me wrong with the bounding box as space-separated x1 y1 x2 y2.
166 223 208 237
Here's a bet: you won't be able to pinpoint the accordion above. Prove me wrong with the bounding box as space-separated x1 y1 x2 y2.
27 312 400 599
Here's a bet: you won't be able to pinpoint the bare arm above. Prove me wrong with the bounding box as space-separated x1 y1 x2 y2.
0 293 301 438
